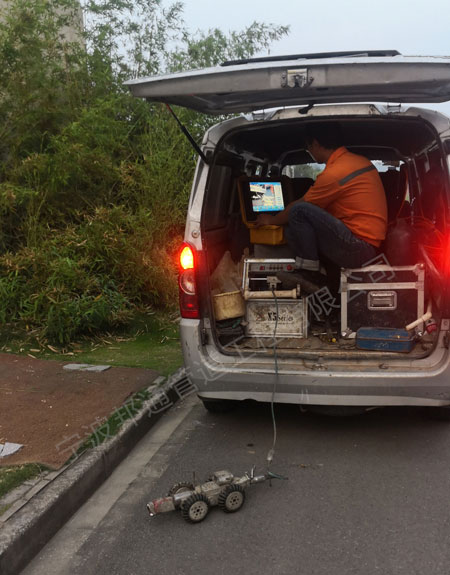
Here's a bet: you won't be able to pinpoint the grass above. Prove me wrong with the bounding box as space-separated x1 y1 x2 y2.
0 309 184 377
0 464 48 501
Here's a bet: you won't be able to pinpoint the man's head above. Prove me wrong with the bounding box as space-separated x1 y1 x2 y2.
304 122 344 163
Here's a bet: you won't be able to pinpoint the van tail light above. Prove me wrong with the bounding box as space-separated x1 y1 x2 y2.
178 243 200 319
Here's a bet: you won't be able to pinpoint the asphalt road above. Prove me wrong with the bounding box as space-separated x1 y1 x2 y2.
22 396 450 575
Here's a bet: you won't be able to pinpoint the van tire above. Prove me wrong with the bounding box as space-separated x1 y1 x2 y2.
426 406 450 421
201 399 237 413
304 405 371 417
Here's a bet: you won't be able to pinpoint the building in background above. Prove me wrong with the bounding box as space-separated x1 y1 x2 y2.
0 0 84 44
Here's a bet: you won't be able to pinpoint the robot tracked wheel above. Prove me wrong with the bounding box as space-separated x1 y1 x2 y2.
218 484 246 513
181 493 210 523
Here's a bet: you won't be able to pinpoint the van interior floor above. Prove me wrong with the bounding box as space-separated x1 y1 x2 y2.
219 332 436 360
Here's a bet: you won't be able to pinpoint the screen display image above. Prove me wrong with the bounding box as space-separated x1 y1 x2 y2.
250 181 284 213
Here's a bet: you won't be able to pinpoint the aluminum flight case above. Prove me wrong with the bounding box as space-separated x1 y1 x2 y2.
340 263 425 337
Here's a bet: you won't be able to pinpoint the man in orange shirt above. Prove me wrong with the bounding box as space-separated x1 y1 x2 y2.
257 123 387 293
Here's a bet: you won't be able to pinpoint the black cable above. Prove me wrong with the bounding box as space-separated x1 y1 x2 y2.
266 287 280 472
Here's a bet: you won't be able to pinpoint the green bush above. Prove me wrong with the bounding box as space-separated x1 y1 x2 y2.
0 203 182 343
0 245 132 344
0 0 289 345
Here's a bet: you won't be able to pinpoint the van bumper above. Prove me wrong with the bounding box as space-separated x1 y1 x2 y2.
180 320 450 407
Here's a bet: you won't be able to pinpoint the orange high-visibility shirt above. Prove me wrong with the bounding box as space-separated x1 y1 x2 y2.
303 147 387 247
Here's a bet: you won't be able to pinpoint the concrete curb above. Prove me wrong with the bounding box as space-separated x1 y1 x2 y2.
0 368 188 575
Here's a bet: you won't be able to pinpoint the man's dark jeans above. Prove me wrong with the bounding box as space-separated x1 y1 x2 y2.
285 202 378 295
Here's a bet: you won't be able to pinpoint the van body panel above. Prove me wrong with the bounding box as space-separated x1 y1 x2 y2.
180 320 450 407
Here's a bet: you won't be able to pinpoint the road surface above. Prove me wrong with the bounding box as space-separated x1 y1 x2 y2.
23 396 450 574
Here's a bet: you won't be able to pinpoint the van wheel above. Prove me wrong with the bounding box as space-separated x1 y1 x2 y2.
201 399 237 413
304 405 371 417
426 406 450 421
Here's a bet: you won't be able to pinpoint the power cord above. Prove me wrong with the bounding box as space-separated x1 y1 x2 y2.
266 286 280 475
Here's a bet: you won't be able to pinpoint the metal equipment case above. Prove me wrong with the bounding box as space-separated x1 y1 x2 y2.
356 327 416 352
340 264 425 337
245 298 308 338
242 258 308 338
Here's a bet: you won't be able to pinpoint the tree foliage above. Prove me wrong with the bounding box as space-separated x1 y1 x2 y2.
0 0 289 344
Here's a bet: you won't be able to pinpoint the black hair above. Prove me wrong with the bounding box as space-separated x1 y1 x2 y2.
304 122 344 150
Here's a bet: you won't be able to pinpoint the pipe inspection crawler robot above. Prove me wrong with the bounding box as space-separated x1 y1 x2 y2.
147 469 286 523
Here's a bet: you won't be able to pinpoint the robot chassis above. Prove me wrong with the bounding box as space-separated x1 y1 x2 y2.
147 469 285 523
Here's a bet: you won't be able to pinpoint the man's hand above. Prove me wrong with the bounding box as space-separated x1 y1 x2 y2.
255 213 276 227
255 199 304 227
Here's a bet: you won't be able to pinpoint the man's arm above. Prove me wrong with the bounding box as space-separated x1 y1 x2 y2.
255 198 304 227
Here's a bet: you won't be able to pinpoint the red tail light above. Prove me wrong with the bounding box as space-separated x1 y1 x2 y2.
178 243 199 319
180 245 194 270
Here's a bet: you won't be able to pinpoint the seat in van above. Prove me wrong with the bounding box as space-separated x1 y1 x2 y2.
379 166 409 223
285 177 314 203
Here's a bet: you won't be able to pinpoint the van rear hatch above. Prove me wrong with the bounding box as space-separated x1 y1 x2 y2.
125 52 450 114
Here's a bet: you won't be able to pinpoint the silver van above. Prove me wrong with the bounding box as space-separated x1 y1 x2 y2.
126 51 450 416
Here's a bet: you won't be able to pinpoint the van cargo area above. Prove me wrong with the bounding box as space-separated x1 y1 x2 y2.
200 106 450 361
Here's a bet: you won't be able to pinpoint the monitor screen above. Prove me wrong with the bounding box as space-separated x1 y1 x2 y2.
250 181 284 213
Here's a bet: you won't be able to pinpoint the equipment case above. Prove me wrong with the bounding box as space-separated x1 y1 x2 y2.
340 264 425 337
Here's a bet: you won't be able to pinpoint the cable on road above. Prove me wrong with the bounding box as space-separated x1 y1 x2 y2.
266 287 280 476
